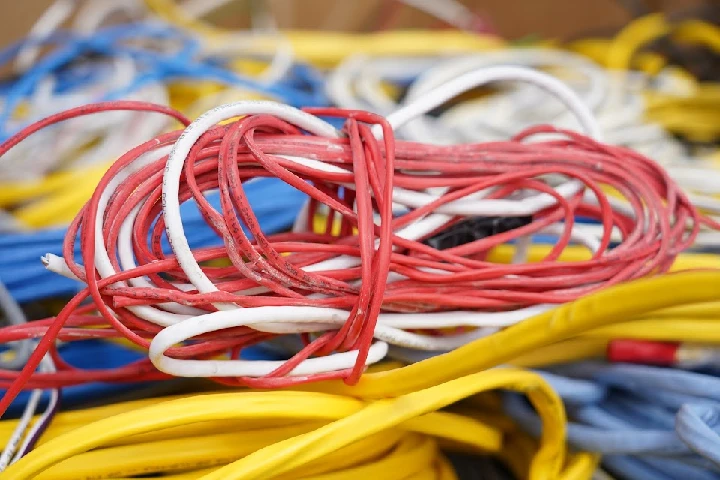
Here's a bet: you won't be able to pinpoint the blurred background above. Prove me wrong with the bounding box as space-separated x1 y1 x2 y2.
3 0 715 45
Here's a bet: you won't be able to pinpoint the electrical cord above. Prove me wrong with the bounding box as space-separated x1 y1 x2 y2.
504 362 720 479
0 367 597 480
0 281 59 471
0 67 715 404
0 281 32 370
0 176 308 303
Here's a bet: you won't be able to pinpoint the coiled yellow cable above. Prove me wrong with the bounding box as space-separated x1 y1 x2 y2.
2 368 597 480
5 270 720 478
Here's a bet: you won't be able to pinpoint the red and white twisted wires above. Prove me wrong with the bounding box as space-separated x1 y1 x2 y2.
0 67 709 415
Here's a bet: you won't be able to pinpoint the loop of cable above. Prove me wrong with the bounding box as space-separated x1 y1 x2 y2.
0 85 709 406
0 19 328 231
326 17 720 223
504 362 720 479
0 368 597 480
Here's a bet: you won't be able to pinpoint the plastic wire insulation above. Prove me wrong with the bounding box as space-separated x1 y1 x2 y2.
1 368 591 480
0 19 330 234
504 363 720 477
0 92 713 405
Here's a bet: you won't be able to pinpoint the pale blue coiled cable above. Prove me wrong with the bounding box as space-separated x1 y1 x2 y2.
505 362 720 479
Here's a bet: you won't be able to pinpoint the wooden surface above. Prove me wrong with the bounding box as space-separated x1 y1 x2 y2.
0 0 711 48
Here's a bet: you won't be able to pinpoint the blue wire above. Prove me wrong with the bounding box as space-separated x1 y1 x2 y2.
0 178 307 303
534 370 605 405
0 23 328 139
553 363 720 401
505 393 690 456
503 362 720 478
604 455 720 480
676 404 720 468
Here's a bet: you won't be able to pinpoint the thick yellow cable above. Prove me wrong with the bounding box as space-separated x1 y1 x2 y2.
327 270 720 398
197 370 566 480
644 83 720 142
673 19 720 54
4 370 571 480
606 13 670 71
486 244 720 271
508 338 608 368
584 318 720 343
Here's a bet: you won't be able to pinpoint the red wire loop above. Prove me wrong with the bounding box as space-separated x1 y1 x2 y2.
0 102 707 416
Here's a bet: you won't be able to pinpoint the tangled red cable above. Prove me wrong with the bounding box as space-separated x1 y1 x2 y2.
0 100 709 416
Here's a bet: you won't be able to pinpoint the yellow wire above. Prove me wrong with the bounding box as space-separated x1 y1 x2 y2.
486 244 720 271
508 338 608 368
4 271 719 478
606 13 670 71
644 83 720 142
316 270 720 398
4 370 579 480
673 19 720 54
568 14 720 143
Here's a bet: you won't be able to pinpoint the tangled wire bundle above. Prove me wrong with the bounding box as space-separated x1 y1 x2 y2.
0 90 711 414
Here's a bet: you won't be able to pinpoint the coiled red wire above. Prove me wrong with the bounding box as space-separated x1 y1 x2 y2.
0 100 711 416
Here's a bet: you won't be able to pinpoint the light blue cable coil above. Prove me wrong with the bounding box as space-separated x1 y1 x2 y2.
504 362 720 479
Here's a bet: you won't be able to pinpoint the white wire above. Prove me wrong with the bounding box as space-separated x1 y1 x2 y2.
73 0 144 33
376 65 601 139
149 304 550 377
62 70 635 377
0 389 42 471
162 100 341 298
180 0 233 18
10 356 58 465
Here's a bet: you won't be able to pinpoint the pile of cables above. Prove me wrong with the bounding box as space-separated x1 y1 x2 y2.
507 363 720 480
327 14 720 235
2 3 720 480
0 367 597 480
3 266 720 478
0 12 331 302
0 63 715 398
